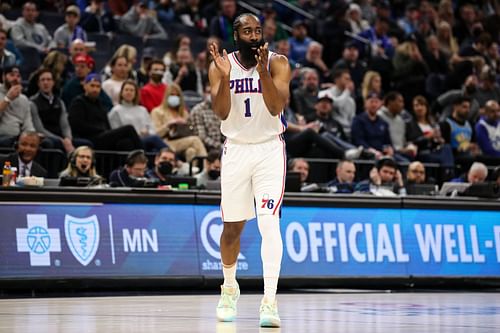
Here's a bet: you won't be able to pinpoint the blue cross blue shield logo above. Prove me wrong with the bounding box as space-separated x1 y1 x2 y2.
64 214 100 266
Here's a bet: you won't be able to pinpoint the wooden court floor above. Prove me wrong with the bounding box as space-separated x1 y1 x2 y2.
1 291 499 332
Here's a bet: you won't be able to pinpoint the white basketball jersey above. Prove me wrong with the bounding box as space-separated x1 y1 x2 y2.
221 51 287 143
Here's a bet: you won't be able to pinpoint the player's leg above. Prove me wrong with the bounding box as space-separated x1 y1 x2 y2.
253 138 286 327
217 142 256 322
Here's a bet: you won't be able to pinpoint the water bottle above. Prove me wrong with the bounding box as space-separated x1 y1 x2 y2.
10 167 17 186
2 161 11 187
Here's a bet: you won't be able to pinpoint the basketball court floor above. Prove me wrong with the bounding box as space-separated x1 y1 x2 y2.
1 291 499 332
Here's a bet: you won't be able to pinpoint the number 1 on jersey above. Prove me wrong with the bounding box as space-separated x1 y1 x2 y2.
244 98 252 117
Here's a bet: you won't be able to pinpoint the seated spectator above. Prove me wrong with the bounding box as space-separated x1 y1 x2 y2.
108 80 167 152
361 71 383 104
119 1 167 41
140 59 167 112
59 145 102 181
10 2 52 54
451 162 488 184
190 87 224 151
102 56 130 106
377 92 414 162
391 37 428 109
439 96 480 160
0 131 47 178
288 20 313 65
53 5 87 49
435 75 481 123
351 92 394 160
62 54 113 111
355 157 406 196
310 91 363 159
195 149 221 188
321 68 356 139
302 41 330 83
405 161 435 185
406 95 455 169
30 69 92 154
357 17 394 59
27 50 69 97
0 28 17 68
475 100 500 158
170 46 203 94
80 0 117 34
176 0 207 34
109 149 151 187
327 159 357 193
102 45 138 82
292 67 320 122
332 41 367 95
346 3 370 35
151 83 207 162
68 74 142 151
146 148 190 182
288 158 310 189
0 66 36 147
208 0 239 43
475 68 500 107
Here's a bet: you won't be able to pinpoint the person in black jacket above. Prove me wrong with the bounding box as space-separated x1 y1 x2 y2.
68 74 142 151
0 131 47 178
109 149 152 187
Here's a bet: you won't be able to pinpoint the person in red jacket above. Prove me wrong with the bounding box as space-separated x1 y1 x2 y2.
140 59 167 112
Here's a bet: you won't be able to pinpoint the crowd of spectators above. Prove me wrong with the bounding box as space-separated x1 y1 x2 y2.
0 0 498 194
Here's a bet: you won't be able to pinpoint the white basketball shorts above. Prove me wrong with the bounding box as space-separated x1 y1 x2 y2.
220 136 287 222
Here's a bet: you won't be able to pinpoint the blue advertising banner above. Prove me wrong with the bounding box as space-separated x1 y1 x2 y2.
2 202 500 278
1 203 199 277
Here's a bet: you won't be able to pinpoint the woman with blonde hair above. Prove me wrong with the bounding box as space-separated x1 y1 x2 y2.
59 146 102 179
361 71 382 101
436 21 459 59
102 44 138 81
151 83 207 162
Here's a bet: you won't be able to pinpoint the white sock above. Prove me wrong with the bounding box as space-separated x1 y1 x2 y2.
257 214 283 303
222 262 238 289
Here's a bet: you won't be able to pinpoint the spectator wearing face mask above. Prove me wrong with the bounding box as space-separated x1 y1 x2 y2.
146 148 190 183
195 149 221 188
140 59 167 112
151 83 207 163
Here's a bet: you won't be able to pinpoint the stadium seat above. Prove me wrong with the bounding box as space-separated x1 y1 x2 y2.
87 33 112 54
144 38 172 58
39 11 65 35
17 46 41 82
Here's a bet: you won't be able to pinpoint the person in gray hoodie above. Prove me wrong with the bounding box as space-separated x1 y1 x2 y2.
119 1 167 41
10 2 53 54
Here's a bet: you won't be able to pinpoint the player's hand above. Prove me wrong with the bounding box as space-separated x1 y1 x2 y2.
255 42 269 74
209 42 231 78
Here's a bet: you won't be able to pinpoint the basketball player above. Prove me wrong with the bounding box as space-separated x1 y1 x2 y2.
208 13 291 327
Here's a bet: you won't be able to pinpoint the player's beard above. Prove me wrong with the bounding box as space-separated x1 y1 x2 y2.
236 37 265 67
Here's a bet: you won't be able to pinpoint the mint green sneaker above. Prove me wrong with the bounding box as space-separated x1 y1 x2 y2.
259 297 281 328
216 285 240 322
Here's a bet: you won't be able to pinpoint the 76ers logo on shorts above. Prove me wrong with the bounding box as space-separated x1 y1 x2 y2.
261 193 275 210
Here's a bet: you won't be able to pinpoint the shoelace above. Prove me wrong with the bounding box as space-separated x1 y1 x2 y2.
219 293 236 308
260 303 277 315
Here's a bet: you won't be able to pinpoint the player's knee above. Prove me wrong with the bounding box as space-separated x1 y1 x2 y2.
221 223 244 242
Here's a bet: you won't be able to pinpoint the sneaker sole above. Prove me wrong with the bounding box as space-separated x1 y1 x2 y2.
259 317 281 328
